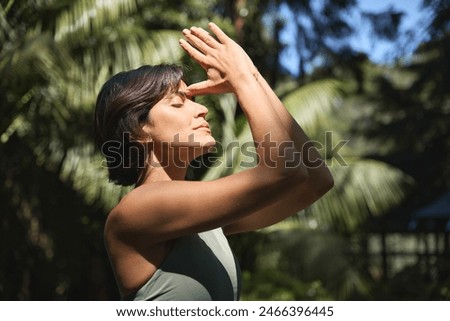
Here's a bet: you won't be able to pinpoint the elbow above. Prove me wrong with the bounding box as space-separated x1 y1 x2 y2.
296 165 310 184
314 170 334 198
265 163 309 191
260 151 311 188
322 172 334 194
283 163 310 186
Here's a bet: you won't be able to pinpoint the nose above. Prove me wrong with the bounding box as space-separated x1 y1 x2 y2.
194 102 208 119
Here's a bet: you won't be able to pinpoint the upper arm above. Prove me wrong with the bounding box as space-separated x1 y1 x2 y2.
111 167 302 244
222 180 328 235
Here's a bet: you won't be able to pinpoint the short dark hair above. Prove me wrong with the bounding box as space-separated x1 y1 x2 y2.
94 64 184 186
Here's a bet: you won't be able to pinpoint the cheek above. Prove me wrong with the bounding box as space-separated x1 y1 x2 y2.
148 114 190 142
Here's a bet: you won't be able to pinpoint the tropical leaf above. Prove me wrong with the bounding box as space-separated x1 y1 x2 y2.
59 142 131 211
257 228 371 300
55 0 139 43
264 157 414 234
305 158 414 232
283 79 342 136
0 33 74 148
61 30 184 114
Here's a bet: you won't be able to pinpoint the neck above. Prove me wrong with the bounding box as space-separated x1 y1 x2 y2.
139 148 191 184
142 164 188 183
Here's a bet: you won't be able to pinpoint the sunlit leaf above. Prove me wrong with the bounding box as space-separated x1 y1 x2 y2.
55 0 139 43
305 158 414 232
59 143 131 211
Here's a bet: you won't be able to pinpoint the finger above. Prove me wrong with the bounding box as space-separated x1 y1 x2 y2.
186 80 215 96
190 26 220 49
183 28 213 55
179 38 208 67
207 22 230 44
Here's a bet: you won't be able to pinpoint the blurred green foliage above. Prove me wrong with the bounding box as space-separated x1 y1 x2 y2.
0 0 449 300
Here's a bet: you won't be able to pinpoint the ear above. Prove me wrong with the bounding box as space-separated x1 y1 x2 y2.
141 124 153 143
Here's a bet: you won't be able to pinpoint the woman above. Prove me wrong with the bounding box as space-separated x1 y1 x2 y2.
94 22 333 301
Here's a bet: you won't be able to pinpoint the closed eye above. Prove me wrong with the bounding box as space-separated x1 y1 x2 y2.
170 95 184 108
176 90 196 103
170 91 194 107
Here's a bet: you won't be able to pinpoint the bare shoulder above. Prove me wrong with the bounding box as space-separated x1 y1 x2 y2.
104 183 161 236
104 180 209 242
105 169 300 243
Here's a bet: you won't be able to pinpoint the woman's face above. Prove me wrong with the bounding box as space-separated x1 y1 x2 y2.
145 81 216 157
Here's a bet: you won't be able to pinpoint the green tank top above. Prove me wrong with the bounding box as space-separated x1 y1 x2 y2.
123 228 241 301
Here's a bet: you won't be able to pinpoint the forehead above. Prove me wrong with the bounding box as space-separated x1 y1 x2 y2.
165 81 188 100
178 81 187 91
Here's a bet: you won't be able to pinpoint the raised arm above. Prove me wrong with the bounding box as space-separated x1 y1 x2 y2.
185 24 332 189
179 23 310 185
183 23 333 234
252 70 334 192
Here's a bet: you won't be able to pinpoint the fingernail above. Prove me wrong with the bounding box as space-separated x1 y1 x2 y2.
182 29 189 34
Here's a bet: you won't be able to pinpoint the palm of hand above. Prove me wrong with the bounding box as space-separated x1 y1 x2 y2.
180 23 255 96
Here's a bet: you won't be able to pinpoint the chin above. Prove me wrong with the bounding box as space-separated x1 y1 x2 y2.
199 137 216 154
194 132 216 147
204 136 216 146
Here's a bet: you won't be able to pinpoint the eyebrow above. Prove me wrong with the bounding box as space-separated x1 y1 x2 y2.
174 90 195 101
176 91 187 99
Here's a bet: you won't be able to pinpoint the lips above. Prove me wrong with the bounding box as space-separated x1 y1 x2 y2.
193 123 210 130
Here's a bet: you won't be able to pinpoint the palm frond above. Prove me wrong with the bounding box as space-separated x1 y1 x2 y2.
262 228 371 299
283 79 342 136
0 114 30 144
62 31 184 115
55 0 139 43
0 1 15 42
59 142 131 211
0 30 74 139
305 158 414 232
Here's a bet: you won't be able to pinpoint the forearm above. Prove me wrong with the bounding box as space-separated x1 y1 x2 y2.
253 70 334 192
232 74 308 180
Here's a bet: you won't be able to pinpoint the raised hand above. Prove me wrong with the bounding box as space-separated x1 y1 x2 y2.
179 22 257 96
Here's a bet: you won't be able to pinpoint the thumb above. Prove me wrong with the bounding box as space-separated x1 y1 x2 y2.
186 80 214 96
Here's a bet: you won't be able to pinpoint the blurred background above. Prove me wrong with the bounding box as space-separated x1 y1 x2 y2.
0 0 449 300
